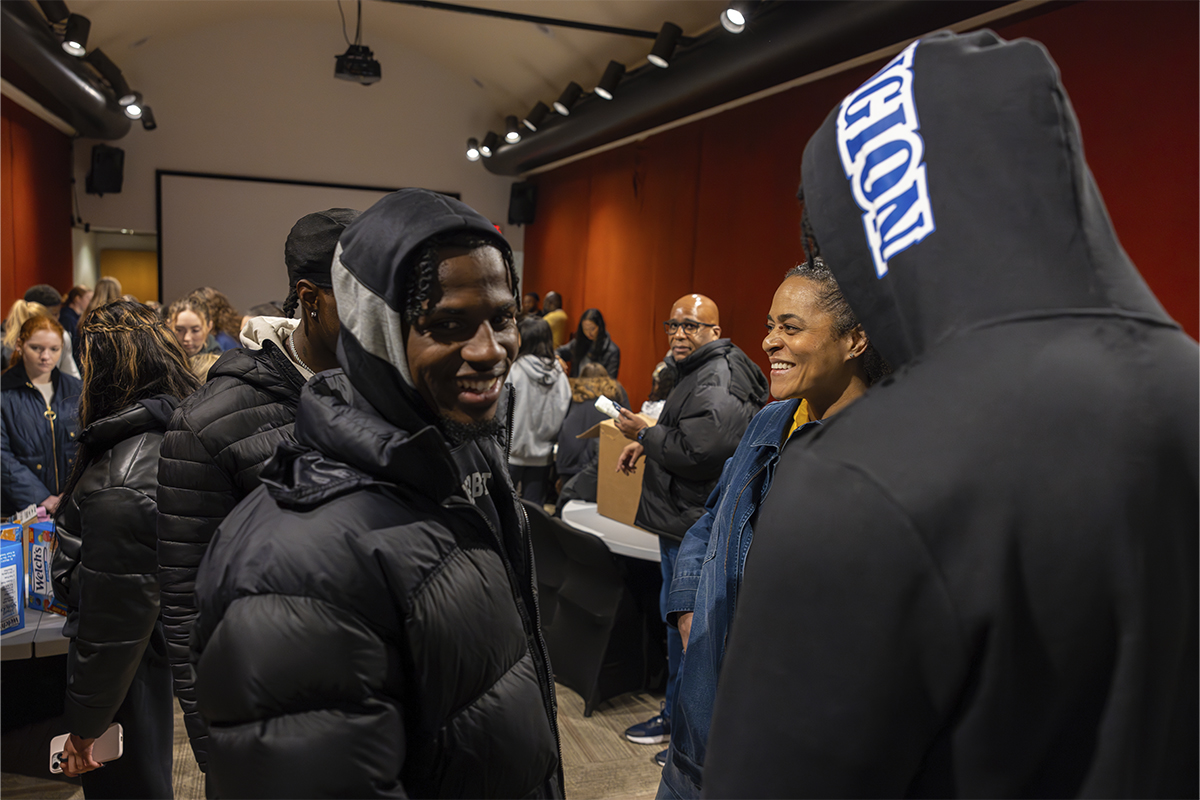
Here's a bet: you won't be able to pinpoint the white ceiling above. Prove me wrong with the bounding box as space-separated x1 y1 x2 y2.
68 0 731 123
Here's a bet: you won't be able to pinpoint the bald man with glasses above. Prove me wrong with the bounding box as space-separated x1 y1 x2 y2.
614 294 768 766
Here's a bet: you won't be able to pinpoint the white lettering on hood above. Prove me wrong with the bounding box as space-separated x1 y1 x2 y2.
836 40 936 278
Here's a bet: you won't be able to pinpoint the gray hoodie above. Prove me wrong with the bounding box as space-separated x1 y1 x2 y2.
507 354 570 467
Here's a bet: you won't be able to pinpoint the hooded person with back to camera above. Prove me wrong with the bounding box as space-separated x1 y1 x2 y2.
191 189 562 798
703 30 1197 798
156 208 357 787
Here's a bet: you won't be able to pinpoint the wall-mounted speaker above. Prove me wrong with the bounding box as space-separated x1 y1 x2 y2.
86 144 124 195
508 181 537 226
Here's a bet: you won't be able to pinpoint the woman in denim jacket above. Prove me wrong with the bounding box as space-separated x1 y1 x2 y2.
658 259 889 799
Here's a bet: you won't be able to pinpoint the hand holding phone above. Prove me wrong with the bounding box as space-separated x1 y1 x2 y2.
594 395 625 419
50 723 123 775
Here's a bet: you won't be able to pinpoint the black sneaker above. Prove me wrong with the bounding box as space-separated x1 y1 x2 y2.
654 748 668 768
624 701 670 744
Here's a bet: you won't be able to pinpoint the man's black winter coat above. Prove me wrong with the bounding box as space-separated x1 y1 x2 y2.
156 339 305 771
192 373 562 798
635 339 768 542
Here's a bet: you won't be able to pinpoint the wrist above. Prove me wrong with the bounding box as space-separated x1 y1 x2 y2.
636 427 648 443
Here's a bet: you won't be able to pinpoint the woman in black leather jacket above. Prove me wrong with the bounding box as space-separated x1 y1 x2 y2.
52 301 200 798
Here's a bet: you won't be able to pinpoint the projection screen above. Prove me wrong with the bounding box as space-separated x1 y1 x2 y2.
156 171 417 313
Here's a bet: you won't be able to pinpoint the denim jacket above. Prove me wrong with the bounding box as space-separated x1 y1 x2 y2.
662 398 820 791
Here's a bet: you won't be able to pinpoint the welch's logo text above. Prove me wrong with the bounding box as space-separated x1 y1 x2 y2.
836 41 935 278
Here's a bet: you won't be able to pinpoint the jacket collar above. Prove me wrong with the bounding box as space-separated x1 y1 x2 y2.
82 396 179 451
1 361 64 393
672 338 732 376
261 370 468 507
207 339 306 398
744 399 803 448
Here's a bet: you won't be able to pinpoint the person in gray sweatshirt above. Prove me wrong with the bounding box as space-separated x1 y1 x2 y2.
508 316 571 505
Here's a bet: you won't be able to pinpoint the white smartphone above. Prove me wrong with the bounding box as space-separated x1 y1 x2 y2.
50 722 123 774
594 395 625 419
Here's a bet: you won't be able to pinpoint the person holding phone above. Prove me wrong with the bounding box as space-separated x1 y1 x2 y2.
612 293 768 766
52 301 200 797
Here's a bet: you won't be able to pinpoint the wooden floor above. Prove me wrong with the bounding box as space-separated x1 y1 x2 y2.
2 684 666 799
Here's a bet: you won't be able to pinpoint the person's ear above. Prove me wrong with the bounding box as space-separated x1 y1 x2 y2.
295 280 320 322
710 325 722 340
844 325 869 361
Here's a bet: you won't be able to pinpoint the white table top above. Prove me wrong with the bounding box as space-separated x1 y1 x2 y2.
1 607 69 661
561 501 661 562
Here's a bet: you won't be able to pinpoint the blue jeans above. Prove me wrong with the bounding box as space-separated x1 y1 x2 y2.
660 537 682 724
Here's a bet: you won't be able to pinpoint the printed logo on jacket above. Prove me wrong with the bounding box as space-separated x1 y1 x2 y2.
836 40 936 278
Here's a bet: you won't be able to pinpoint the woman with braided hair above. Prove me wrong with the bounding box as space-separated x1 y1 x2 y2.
657 257 890 799
51 300 200 797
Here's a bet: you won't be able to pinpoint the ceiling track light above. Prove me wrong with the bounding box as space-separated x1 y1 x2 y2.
553 82 583 116
61 12 90 57
720 1 756 33
523 101 550 132
594 61 625 101
120 91 143 117
466 137 481 161
505 115 522 143
480 131 499 157
141 106 157 131
647 21 682 68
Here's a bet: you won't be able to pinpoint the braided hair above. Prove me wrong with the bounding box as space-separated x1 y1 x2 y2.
282 286 301 319
402 231 518 324
784 258 891 385
59 300 200 518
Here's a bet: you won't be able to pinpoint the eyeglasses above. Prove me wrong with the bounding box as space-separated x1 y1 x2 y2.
663 319 717 336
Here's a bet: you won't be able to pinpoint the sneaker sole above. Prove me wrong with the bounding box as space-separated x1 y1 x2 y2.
625 733 669 744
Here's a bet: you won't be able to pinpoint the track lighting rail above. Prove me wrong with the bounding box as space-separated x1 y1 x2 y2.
386 0 697 44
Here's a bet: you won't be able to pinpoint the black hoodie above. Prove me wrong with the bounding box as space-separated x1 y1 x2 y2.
191 190 562 799
704 31 1197 797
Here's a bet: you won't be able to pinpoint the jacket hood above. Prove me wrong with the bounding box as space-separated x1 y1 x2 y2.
259 370 462 508
239 316 299 349
513 354 560 388
799 30 1173 370
82 395 178 451
674 339 770 406
331 188 513 431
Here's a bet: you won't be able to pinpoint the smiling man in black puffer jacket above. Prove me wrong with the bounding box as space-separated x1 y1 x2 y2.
191 189 562 798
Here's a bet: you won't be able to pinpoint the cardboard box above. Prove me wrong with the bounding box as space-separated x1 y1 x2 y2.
1 524 25 634
27 521 66 615
577 415 655 528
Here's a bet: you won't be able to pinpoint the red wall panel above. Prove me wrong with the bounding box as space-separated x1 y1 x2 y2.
0 96 75 312
524 0 1198 407
999 1 1198 340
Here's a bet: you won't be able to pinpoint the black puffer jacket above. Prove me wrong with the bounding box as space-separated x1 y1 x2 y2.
635 339 768 541
192 372 562 798
156 339 305 771
51 397 176 738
